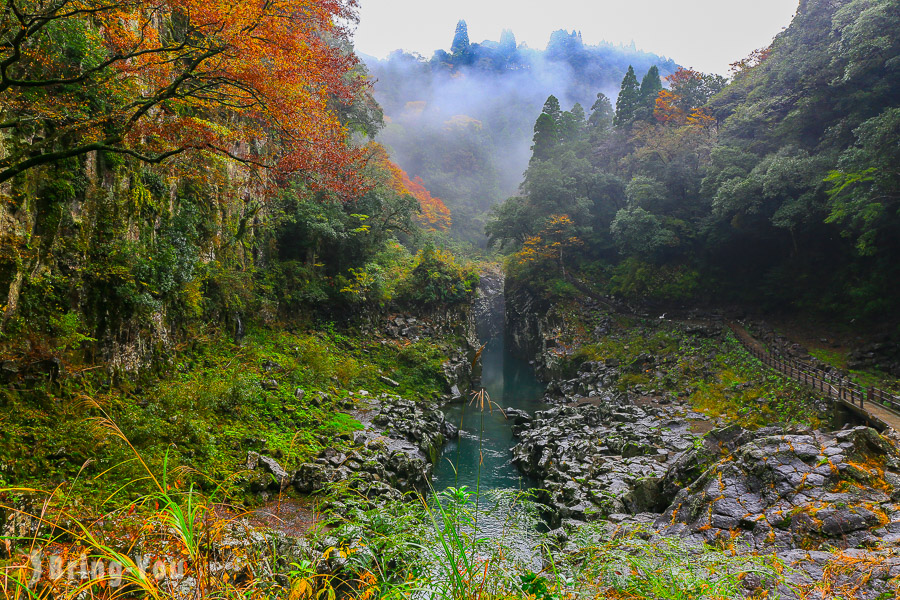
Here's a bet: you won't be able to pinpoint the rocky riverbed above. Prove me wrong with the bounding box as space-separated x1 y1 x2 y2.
511 387 900 597
511 394 708 523
244 394 457 511
500 287 900 597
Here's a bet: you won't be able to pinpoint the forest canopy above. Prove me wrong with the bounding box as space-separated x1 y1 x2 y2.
487 0 900 318
0 0 369 195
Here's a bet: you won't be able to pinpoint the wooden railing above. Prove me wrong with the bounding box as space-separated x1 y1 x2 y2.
730 325 900 416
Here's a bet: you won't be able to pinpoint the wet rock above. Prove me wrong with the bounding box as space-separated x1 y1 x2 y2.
290 395 455 511
258 455 290 491
622 477 665 514
310 392 329 407
659 427 900 555
659 424 758 503
442 357 471 393
512 398 700 523
245 470 272 494
293 463 333 493
246 451 260 470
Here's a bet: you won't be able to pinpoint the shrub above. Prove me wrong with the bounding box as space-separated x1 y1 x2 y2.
397 244 478 308
609 257 699 301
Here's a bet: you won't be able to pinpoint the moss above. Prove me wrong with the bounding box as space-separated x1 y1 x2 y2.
560 310 825 429
0 321 453 510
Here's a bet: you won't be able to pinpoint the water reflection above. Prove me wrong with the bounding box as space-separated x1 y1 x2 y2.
434 334 546 493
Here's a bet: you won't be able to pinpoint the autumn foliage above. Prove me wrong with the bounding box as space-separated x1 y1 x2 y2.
729 47 773 77
371 144 452 232
0 0 367 195
654 89 686 124
516 215 583 265
400 173 453 232
654 68 717 128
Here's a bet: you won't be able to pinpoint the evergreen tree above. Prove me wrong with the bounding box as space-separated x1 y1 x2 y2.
542 95 562 123
589 93 615 132
570 102 586 123
614 66 640 127
637 66 663 121
531 114 558 162
531 95 562 162
559 103 586 143
451 20 470 54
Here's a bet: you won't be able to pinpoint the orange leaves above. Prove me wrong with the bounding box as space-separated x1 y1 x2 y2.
369 144 410 197
686 107 716 128
370 143 452 232
654 90 685 124
665 67 703 91
153 0 365 194
514 214 582 265
0 0 368 196
729 47 772 78
401 173 452 232
654 68 718 130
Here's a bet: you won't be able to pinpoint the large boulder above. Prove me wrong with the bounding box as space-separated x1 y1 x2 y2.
658 427 900 553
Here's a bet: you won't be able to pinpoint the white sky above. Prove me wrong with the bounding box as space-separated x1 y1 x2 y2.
352 0 800 75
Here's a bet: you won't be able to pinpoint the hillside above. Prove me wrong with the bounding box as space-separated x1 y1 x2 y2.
3 0 900 598
488 0 900 320
365 24 678 243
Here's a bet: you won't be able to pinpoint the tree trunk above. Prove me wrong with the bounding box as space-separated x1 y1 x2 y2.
0 269 24 332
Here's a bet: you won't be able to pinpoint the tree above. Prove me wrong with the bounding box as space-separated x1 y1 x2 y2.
485 197 538 249
609 207 677 258
0 0 367 193
369 143 451 232
665 68 727 113
588 93 615 133
558 103 586 143
451 20 470 54
626 176 668 212
515 214 583 274
542 95 562 123
637 66 662 121
399 244 478 308
531 96 562 162
614 66 640 127
825 108 900 256
654 90 686 124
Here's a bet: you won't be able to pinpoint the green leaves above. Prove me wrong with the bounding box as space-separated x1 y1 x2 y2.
610 207 678 257
614 66 641 127
824 108 900 256
397 245 479 309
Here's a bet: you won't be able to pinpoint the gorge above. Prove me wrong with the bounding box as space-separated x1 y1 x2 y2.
2 0 900 597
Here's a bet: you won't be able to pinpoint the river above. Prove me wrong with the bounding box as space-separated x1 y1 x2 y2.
433 333 546 492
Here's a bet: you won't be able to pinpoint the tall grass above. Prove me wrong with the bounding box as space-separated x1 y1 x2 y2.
0 404 283 599
302 386 790 600
0 390 815 600
306 485 795 600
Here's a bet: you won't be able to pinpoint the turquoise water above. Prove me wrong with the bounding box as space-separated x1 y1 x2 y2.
433 335 546 492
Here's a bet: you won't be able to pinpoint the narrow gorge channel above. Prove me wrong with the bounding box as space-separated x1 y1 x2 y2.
433 274 545 494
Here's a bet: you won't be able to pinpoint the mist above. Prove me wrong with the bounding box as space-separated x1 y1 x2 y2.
363 25 677 242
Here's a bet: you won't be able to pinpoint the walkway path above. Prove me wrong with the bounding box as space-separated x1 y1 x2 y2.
729 322 900 432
